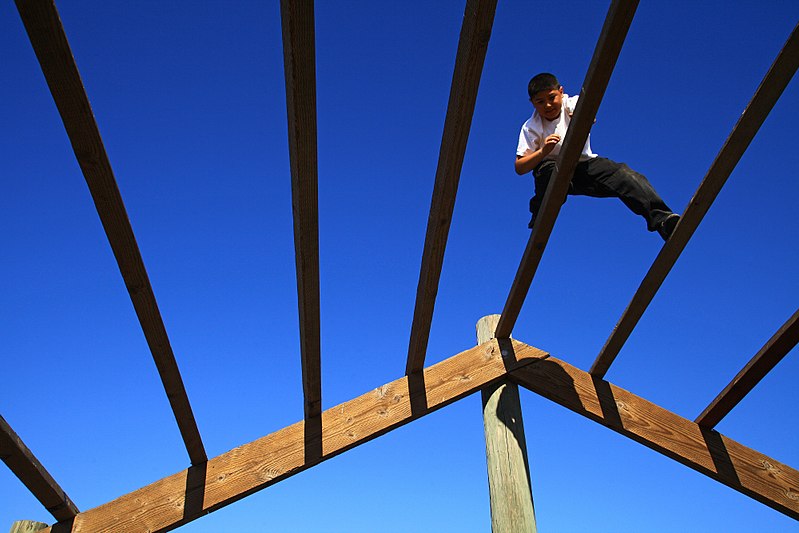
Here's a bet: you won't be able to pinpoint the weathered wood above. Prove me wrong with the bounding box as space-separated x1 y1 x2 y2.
14 0 206 464
281 0 322 421
590 22 799 378
36 341 546 532
0 416 78 521
405 0 497 374
509 349 799 520
9 521 48 533
696 307 799 428
478 315 536 532
495 0 639 339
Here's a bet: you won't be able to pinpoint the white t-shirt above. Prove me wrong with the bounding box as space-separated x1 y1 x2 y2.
516 94 597 162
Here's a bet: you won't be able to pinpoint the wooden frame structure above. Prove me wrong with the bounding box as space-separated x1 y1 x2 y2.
4 0 798 531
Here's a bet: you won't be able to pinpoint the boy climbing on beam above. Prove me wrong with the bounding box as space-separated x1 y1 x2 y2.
515 73 679 240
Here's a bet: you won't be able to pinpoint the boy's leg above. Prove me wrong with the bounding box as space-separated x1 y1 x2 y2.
571 157 674 232
528 160 568 228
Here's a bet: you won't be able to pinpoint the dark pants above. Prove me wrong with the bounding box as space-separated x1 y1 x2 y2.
529 157 673 231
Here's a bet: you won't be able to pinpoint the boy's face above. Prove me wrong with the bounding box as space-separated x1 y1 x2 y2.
531 86 564 121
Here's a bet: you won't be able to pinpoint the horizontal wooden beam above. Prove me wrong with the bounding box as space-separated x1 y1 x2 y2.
15 0 206 464
696 307 799 428
495 0 639 339
509 350 799 520
589 22 799 378
280 0 322 421
38 341 547 532
406 0 497 374
1 414 78 521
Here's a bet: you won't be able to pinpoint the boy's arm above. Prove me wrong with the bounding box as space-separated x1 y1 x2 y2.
514 134 561 175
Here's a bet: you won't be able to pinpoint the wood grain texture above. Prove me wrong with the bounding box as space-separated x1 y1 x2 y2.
9 522 49 533
14 0 206 464
1 415 78 521
478 315 537 532
590 22 799 378
696 307 799 428
37 341 546 532
495 0 639 339
280 0 322 420
510 350 799 520
405 0 497 374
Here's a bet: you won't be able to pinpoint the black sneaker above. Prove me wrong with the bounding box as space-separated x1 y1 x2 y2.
657 213 680 241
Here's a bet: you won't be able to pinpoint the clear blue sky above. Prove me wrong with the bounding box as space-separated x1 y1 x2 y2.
2 1 798 531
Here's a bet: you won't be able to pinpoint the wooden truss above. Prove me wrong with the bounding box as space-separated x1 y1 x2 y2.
4 0 798 531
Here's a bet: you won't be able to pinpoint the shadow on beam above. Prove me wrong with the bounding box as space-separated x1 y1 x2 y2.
33 341 545 533
509 353 799 520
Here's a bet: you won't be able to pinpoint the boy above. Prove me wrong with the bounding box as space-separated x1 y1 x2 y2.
515 73 679 240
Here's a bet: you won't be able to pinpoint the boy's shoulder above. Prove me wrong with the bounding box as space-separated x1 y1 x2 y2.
521 112 542 133
563 93 578 113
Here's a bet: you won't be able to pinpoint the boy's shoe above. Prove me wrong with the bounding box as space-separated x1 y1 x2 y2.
657 213 680 241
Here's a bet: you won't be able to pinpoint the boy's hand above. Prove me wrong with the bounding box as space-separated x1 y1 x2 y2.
541 134 561 155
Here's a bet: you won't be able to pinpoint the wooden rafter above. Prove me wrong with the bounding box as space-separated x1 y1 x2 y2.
405 0 497 374
280 0 322 421
15 0 206 465
27 336 799 531
7 2 797 530
589 23 799 378
509 350 799 521
36 340 547 532
0 415 78 522
696 308 799 428
494 0 639 339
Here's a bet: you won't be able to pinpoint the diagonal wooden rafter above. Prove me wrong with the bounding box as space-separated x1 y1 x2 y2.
589 23 799 378
35 340 547 532
696 307 799 428
494 0 639 339
509 349 799 521
15 0 206 465
280 0 322 421
405 0 497 374
31 338 799 532
0 415 79 522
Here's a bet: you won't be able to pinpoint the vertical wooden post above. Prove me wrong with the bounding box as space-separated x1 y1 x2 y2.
478 314 537 532
9 521 48 533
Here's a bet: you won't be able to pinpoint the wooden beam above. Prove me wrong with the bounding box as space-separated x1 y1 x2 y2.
10 522 48 533
696 308 799 428
15 0 206 465
36 341 546 532
280 0 322 420
478 315 537 531
405 0 497 374
495 0 639 339
1 415 78 522
509 349 799 520
589 22 799 378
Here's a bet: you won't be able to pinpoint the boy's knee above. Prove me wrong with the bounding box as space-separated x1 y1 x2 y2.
620 163 650 181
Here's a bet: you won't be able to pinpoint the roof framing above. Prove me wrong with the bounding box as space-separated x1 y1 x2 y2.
590 23 799 378
406 0 497 374
509 350 799 520
696 307 799 428
495 0 639 339
0 415 78 522
280 0 322 422
31 339 799 532
5 2 797 531
14 0 206 465
34 340 546 532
